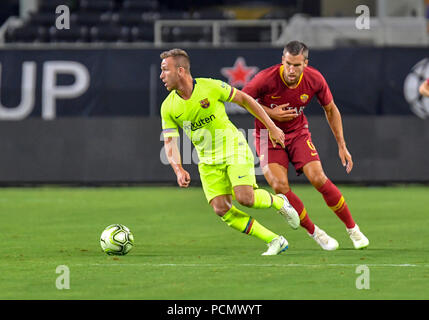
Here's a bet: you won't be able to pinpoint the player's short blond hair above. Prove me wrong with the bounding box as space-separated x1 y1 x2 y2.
160 48 191 73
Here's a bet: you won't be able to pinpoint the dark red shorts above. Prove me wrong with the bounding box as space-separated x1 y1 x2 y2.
255 129 320 175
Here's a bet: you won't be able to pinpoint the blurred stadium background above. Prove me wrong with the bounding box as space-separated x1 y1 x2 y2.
0 0 428 185
1 0 429 302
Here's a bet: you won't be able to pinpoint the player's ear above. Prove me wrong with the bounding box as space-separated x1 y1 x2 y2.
177 66 185 77
304 59 308 67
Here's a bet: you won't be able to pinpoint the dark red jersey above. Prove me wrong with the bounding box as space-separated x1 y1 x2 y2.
243 63 333 139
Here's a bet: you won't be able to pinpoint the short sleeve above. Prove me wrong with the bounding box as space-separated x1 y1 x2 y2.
160 101 179 139
316 74 333 107
210 79 236 102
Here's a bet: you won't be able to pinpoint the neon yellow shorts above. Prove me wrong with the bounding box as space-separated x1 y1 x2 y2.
198 159 258 203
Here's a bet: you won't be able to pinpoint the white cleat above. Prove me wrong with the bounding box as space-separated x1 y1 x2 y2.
262 236 289 256
276 194 300 230
347 224 369 249
309 225 339 251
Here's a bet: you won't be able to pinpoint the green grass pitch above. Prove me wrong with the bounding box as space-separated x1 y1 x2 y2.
1 185 428 300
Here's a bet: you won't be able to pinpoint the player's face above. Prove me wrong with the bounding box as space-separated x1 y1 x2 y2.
282 52 308 85
160 57 179 91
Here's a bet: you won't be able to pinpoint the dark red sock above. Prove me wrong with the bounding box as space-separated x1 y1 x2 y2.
285 190 315 234
317 179 355 229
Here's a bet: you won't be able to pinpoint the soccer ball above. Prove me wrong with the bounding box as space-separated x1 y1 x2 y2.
404 58 429 119
100 224 134 255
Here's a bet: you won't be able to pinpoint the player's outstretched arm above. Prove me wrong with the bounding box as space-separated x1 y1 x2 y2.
232 89 285 148
419 80 429 97
164 136 191 187
323 100 353 173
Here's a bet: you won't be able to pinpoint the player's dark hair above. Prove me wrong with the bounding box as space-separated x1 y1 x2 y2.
160 48 191 73
283 41 309 60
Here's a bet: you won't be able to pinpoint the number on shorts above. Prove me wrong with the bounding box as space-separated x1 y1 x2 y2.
306 139 316 151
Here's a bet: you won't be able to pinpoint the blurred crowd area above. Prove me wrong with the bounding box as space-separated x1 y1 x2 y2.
0 0 427 45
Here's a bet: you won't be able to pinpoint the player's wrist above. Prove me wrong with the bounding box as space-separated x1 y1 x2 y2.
172 163 184 175
337 141 347 149
265 118 278 130
267 125 279 135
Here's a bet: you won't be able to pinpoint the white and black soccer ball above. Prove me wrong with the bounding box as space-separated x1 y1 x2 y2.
404 58 429 119
100 224 134 255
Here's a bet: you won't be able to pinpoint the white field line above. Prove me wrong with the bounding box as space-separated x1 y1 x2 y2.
74 263 429 268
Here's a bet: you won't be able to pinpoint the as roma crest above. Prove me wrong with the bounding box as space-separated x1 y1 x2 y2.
200 98 210 108
300 94 309 103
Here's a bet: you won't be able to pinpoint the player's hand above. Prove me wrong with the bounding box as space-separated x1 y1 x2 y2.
271 103 298 122
176 169 191 187
268 125 285 148
339 146 353 174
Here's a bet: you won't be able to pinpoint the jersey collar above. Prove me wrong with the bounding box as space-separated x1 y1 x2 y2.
175 78 197 99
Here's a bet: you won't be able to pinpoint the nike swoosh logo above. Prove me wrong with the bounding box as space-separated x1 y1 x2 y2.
271 96 281 99
175 113 183 119
311 152 318 156
238 175 247 179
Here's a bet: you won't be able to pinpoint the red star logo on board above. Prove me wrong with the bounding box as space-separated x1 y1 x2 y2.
221 57 259 88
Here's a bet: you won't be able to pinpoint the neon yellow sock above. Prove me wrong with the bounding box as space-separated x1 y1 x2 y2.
252 189 284 210
221 206 278 243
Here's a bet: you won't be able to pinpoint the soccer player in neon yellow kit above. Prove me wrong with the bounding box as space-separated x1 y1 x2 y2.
160 48 300 255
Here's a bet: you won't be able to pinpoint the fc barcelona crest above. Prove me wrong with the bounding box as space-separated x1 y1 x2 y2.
300 94 309 103
200 98 210 108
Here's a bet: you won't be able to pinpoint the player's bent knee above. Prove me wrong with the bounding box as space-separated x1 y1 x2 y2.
233 185 255 207
270 179 290 194
210 195 232 217
310 173 328 189
212 206 229 217
236 195 254 208
210 202 231 217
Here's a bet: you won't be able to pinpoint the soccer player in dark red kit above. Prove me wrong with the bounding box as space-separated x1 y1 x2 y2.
243 41 369 250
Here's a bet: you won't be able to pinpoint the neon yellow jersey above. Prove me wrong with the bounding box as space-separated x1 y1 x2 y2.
161 78 251 164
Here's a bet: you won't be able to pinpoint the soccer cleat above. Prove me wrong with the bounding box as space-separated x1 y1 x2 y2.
309 225 339 251
276 194 300 230
262 236 289 256
347 224 369 249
